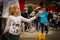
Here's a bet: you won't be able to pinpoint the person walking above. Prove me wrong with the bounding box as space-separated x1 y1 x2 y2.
39 7 49 34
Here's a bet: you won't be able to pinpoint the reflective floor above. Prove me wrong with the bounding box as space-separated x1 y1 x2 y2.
20 28 60 40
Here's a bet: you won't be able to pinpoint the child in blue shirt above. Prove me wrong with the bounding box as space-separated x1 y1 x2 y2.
39 8 49 34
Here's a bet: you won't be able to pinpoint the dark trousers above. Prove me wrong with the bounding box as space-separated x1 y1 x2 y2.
24 22 29 31
58 21 60 28
2 18 7 32
34 20 39 31
51 20 57 29
41 23 48 34
1 18 7 40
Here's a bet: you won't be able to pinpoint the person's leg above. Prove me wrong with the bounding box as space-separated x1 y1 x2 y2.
54 23 57 30
38 22 41 31
25 22 32 32
2 18 7 40
52 20 57 30
55 20 58 30
41 23 44 34
24 22 28 31
2 18 7 32
44 23 48 34
34 20 38 31
45 26 48 34
58 21 60 28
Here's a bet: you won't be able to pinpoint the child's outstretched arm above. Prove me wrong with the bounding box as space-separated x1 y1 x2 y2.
21 13 39 23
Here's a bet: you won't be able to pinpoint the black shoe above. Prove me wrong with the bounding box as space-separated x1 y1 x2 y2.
46 31 48 34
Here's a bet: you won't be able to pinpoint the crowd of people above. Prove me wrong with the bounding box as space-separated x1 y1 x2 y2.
21 2 60 34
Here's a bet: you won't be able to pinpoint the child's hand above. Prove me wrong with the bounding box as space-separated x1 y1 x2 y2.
35 13 39 18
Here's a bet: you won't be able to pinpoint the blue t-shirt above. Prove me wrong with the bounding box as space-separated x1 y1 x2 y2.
39 11 48 23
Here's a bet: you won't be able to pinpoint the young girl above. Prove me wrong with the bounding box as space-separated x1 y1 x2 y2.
2 4 38 40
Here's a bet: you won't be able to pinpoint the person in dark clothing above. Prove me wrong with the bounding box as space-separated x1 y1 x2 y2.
29 9 39 32
21 10 28 31
48 12 53 22
21 10 28 18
